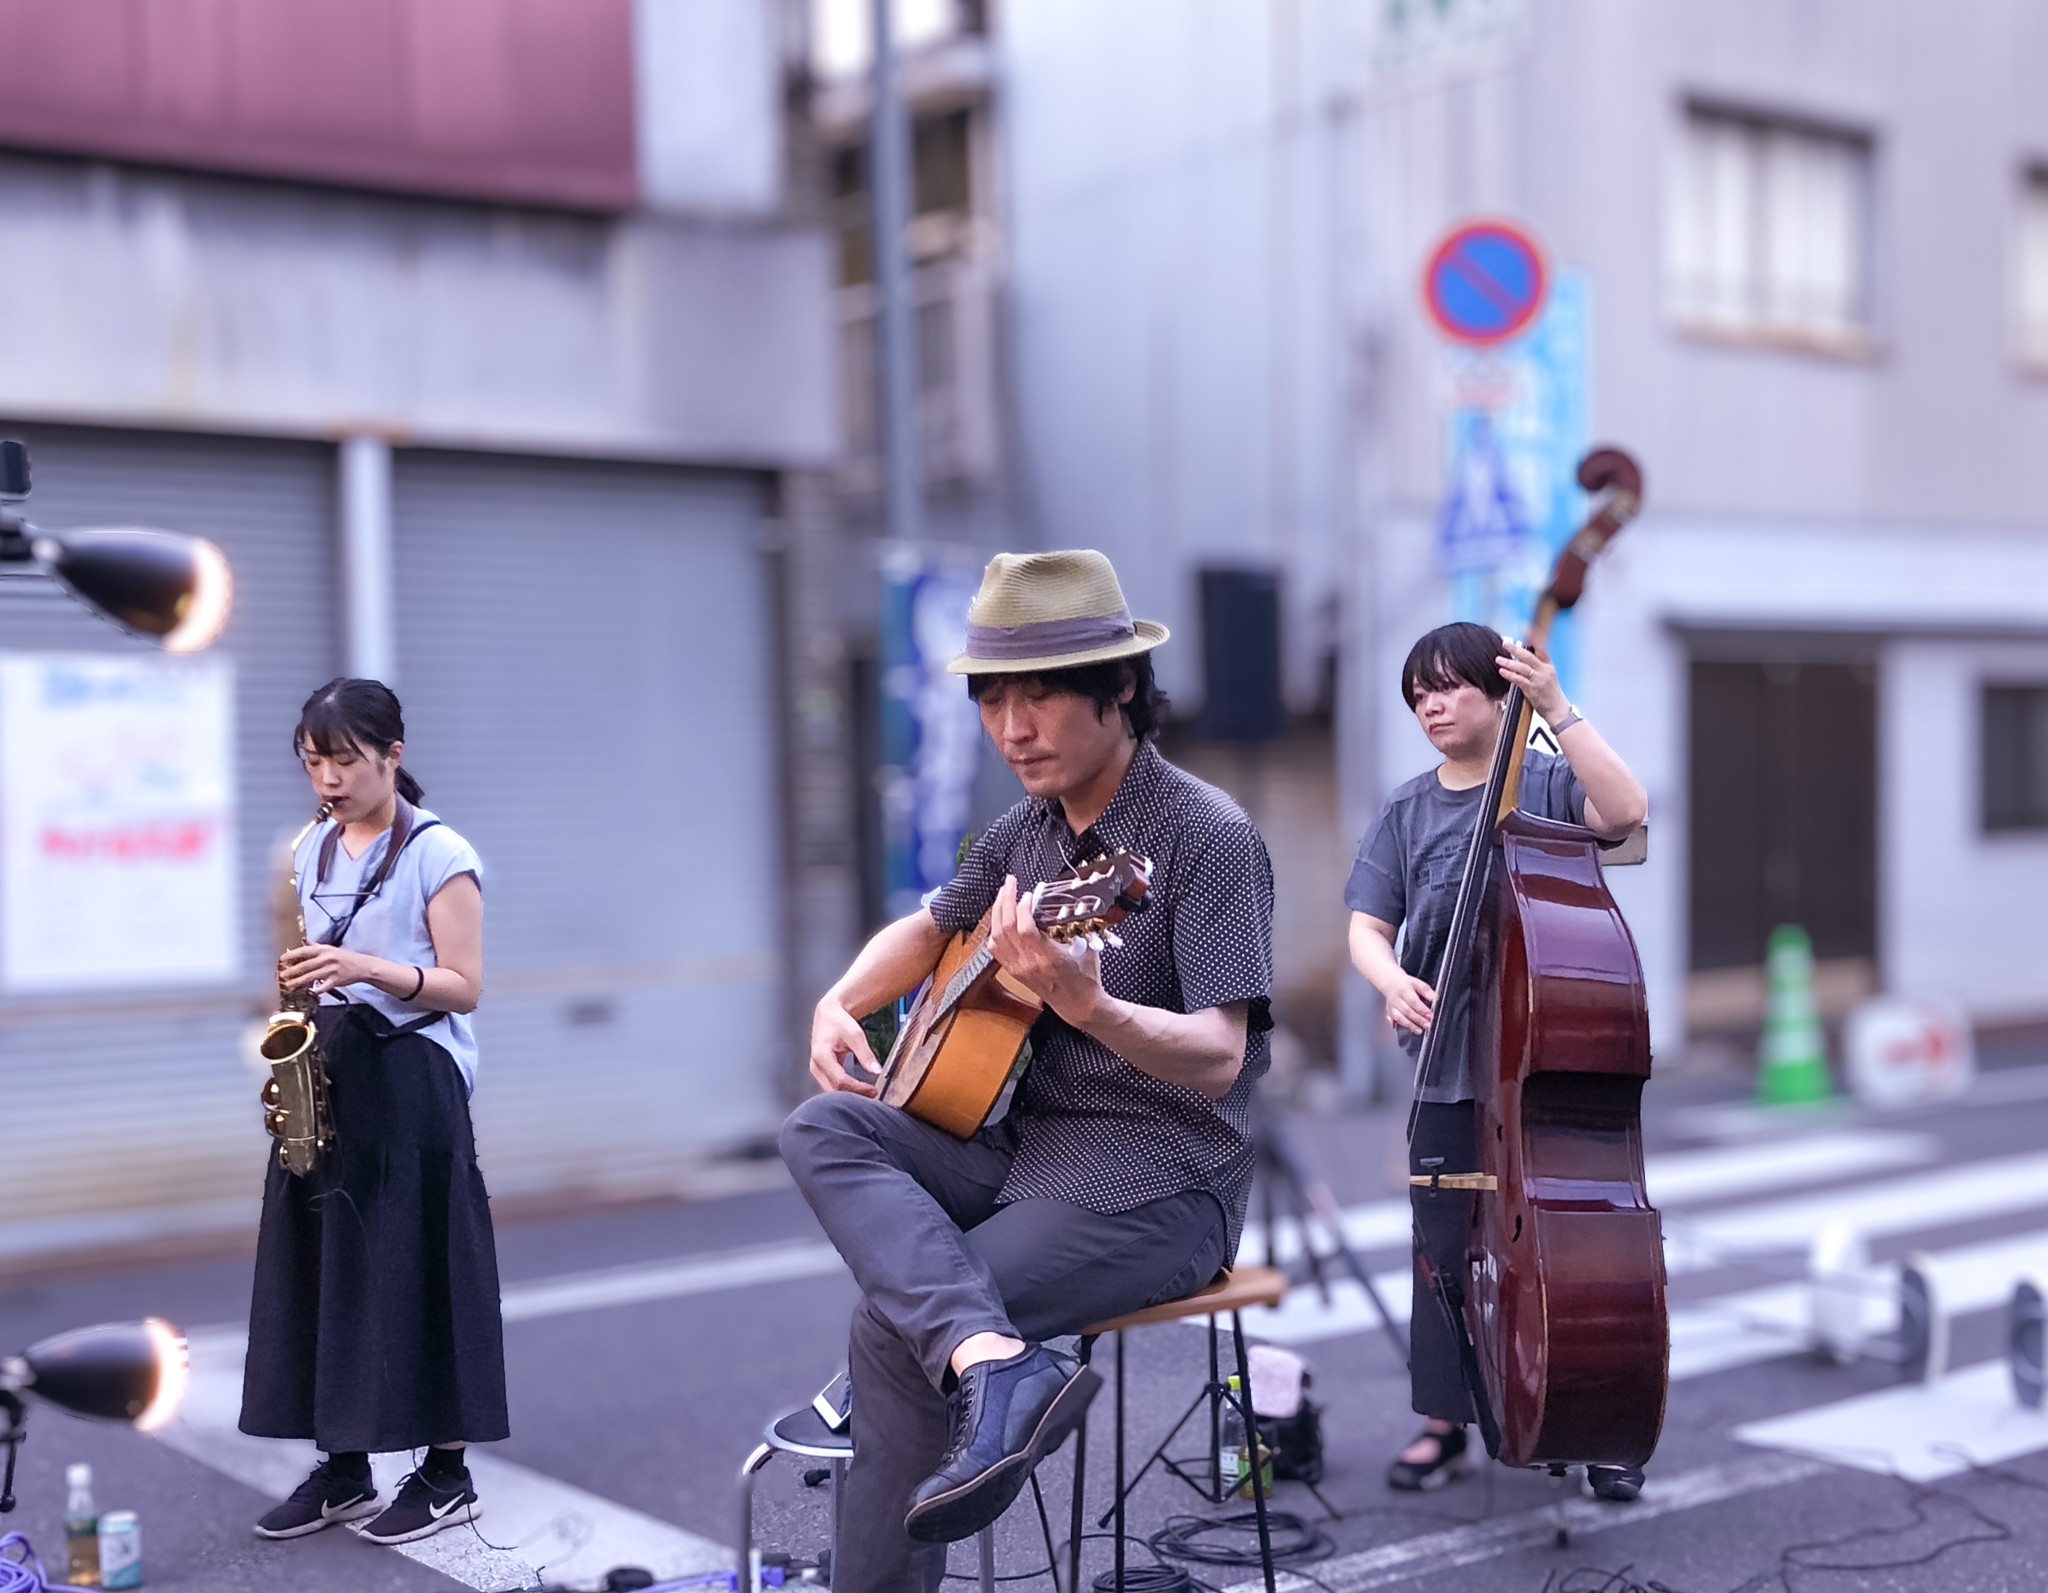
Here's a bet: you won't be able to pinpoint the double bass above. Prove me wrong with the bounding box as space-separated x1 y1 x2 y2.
1409 447 1667 1471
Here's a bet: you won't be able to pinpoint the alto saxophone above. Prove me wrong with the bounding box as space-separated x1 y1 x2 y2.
258 806 335 1176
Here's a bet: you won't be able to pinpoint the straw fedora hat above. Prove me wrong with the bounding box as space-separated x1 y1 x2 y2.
947 550 1169 675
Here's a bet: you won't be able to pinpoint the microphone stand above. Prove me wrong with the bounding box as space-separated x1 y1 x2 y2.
1252 1099 1408 1366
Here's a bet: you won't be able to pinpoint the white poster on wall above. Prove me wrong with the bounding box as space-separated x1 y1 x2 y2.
0 653 239 991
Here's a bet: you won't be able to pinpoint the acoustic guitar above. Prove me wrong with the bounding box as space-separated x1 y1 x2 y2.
876 852 1152 1138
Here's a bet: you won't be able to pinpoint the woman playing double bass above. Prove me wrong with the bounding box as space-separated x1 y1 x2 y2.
1346 621 1649 1498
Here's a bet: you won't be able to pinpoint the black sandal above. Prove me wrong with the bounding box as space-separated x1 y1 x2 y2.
1386 1425 1467 1491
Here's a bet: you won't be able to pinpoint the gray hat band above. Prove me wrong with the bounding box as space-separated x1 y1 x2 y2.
963 609 1136 662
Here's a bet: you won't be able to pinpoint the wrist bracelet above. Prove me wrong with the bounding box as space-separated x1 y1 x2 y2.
404 965 426 1001
1552 706 1584 735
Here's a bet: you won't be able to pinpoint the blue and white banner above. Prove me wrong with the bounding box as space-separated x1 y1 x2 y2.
879 551 982 919
1439 269 1590 693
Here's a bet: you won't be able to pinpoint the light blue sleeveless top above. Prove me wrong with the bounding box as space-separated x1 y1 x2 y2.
295 808 484 1094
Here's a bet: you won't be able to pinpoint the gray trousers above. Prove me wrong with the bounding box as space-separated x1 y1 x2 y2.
779 1092 1229 1593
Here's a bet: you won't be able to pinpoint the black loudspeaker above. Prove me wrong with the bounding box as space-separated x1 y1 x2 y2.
1199 567 1283 741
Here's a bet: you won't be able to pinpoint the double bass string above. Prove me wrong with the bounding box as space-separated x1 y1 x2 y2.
1404 674 1528 1141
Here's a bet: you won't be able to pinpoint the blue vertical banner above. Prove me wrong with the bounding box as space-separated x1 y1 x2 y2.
1439 270 1590 695
879 547 983 919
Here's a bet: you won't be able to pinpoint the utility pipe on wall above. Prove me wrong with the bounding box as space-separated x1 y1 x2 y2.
338 434 396 684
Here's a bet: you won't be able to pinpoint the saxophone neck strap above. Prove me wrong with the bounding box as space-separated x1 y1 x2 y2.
312 798 442 948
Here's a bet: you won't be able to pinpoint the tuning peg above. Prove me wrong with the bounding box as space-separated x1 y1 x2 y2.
1086 932 1106 951
1104 930 1123 949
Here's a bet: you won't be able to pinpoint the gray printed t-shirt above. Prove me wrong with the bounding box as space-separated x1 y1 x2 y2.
296 808 484 1094
1344 751 1584 1104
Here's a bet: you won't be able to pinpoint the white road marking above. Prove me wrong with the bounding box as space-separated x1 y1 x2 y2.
1643 1129 1935 1206
500 1238 847 1322
1733 1360 2048 1482
1220 1452 1828 1592
155 1328 733 1592
1245 1128 1936 1270
1668 1225 2048 1380
1667 1148 2048 1271
1232 1219 2048 1374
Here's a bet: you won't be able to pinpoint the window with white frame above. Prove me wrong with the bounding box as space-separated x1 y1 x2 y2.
1668 107 1872 345
2019 168 2048 364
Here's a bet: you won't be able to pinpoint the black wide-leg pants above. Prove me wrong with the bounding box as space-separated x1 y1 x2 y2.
1409 1099 1478 1424
779 1092 1229 1593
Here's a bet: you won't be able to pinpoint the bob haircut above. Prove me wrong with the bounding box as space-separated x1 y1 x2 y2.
1401 621 1508 711
966 652 1172 743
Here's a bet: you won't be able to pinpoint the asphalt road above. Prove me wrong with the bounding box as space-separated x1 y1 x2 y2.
5 1058 2048 1593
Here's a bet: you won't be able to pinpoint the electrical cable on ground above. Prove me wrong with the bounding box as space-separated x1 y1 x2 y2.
0 1533 49 1593
1148 1508 1336 1590
1534 1460 2038 1593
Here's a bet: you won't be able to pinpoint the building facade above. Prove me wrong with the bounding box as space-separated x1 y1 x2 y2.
854 0 2048 1090
0 0 849 1263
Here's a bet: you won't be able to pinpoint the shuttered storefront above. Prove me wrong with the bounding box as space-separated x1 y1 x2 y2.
0 424 337 1258
391 450 784 1199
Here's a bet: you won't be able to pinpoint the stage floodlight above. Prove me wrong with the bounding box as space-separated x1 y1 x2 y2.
32 529 234 653
0 1319 186 1513
2 1320 188 1429
0 440 233 653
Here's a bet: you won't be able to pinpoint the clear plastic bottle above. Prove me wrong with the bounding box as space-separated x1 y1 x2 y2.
1219 1374 1248 1495
64 1461 100 1587
1218 1375 1272 1501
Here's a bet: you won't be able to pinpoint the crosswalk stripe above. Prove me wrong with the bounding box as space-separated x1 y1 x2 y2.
1667 1148 2048 1271
155 1328 732 1591
1248 1127 1937 1268
1669 1225 2048 1380
1643 1128 1936 1205
1230 1222 2048 1371
1219 1452 1828 1592
1732 1359 2048 1481
499 1238 847 1322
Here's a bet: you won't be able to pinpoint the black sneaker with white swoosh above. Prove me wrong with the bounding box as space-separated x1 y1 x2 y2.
253 1460 381 1539
356 1465 481 1545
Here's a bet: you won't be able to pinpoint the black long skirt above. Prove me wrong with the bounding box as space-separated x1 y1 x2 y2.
239 1005 510 1453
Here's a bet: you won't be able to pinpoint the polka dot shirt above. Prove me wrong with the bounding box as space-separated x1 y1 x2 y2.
929 741 1276 1258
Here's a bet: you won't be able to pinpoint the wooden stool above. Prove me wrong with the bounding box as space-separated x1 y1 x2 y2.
1068 1265 1288 1593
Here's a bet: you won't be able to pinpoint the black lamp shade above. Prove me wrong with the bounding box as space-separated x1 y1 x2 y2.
34 528 233 653
21 1320 186 1428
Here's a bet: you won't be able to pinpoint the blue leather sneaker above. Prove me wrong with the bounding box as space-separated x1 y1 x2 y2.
904 1344 1101 1543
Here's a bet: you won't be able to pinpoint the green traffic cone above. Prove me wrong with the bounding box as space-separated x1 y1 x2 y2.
1758 923 1832 1104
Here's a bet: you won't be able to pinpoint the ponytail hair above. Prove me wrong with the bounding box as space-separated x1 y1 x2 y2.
294 677 425 802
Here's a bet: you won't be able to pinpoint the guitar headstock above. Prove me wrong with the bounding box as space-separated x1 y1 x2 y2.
1032 851 1152 948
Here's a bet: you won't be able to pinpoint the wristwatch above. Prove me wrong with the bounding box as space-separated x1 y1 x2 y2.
1551 706 1584 735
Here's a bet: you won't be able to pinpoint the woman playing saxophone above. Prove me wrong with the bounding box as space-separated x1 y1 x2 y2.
238 678 507 1548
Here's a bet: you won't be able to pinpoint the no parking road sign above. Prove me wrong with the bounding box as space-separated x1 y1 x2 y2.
1423 220 1547 345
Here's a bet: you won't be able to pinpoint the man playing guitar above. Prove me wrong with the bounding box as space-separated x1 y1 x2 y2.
780 549 1275 1593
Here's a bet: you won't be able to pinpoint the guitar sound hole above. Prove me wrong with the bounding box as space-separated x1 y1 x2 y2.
1512 1215 1523 1242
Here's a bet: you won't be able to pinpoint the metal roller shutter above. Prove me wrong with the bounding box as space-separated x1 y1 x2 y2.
391 449 783 1199
0 423 336 1259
